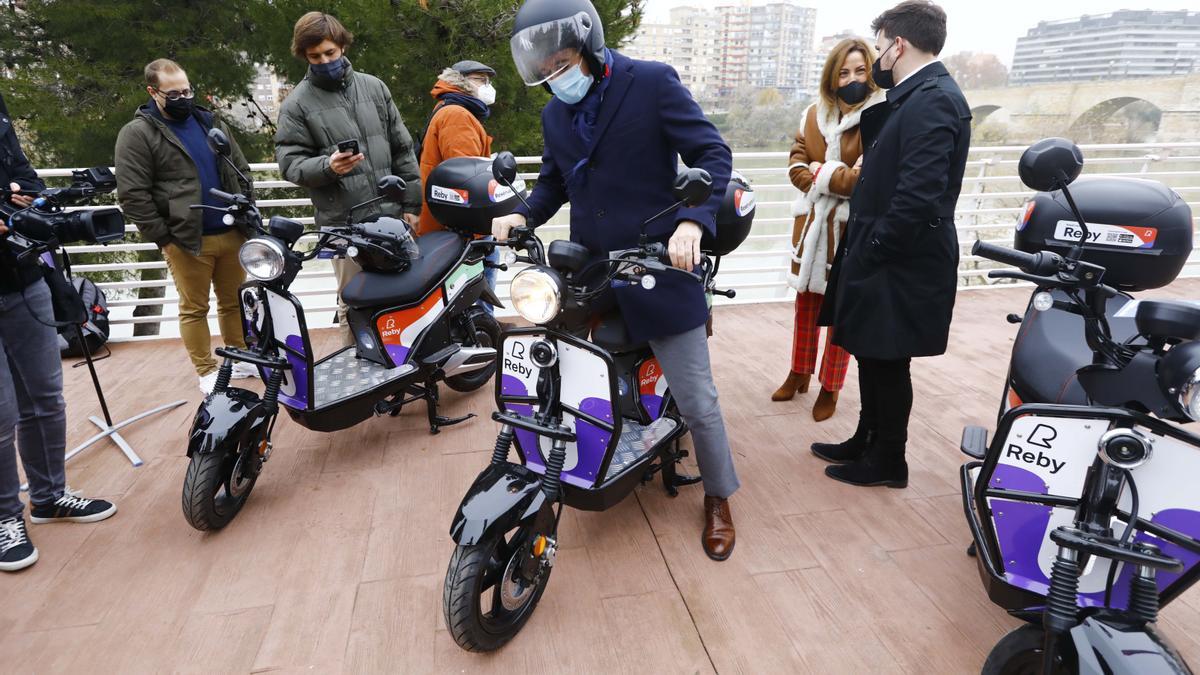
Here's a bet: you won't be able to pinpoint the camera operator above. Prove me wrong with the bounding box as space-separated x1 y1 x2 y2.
0 94 116 573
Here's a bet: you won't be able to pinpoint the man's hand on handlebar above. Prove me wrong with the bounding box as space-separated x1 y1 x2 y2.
668 220 703 271
401 213 419 228
8 182 33 208
492 213 527 242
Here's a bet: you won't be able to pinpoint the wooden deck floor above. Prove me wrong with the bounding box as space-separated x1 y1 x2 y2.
4 283 1200 674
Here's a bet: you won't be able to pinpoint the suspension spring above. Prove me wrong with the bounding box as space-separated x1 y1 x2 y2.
542 441 566 499
1129 570 1160 624
214 360 233 393
491 426 514 465
262 369 283 409
1045 554 1081 636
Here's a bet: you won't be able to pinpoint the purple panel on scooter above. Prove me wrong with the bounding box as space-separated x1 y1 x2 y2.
991 464 1054 594
565 397 614 485
277 334 310 410
1147 509 1200 591
501 374 544 471
384 343 409 368
642 394 663 421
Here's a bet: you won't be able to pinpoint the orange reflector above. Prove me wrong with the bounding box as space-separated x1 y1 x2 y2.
532 535 547 557
1007 388 1022 410
258 440 269 457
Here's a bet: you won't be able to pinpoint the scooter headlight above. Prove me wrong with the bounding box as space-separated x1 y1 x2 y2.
239 238 286 281
1176 366 1200 420
509 267 563 325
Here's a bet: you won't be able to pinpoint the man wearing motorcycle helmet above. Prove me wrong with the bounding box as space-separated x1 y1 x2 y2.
493 0 740 561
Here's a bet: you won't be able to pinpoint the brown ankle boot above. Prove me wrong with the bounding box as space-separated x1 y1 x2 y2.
771 372 810 401
812 388 839 421
702 495 736 561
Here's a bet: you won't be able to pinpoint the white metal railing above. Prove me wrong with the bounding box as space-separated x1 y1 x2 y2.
42 142 1200 341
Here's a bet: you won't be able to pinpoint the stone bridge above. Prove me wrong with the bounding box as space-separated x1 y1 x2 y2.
963 73 1200 142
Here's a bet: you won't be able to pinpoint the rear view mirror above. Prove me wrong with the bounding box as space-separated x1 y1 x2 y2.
206 128 232 158
492 152 519 185
377 175 407 203
1018 138 1083 192
673 168 713 207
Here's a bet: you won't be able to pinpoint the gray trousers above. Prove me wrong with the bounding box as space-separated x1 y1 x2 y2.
0 280 67 519
649 324 740 499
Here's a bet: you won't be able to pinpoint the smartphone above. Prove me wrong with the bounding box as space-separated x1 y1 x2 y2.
337 139 360 155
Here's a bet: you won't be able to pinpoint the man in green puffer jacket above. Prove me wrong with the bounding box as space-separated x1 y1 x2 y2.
274 11 422 344
115 58 258 394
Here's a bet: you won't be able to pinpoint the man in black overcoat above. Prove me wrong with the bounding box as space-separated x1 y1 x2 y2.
814 1 972 487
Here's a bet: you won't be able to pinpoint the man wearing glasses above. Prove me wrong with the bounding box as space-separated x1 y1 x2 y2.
115 59 258 394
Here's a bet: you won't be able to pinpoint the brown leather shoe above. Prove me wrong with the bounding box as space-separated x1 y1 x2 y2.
703 495 736 561
771 372 810 401
812 388 839 422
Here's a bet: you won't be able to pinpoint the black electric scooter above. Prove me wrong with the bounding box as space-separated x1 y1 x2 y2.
440 154 748 652
962 138 1200 674
181 129 509 531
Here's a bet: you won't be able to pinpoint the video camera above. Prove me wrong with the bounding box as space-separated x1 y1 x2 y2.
1 167 125 262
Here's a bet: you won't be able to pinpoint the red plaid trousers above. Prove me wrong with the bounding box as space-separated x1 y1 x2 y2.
791 292 850 391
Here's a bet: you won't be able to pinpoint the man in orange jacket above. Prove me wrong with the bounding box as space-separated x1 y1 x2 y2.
417 61 496 235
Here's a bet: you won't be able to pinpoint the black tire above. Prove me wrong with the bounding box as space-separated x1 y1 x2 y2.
443 528 551 652
445 309 501 393
982 625 1070 675
181 443 260 531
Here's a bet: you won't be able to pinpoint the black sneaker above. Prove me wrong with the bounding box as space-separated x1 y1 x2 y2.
0 516 38 572
30 491 117 524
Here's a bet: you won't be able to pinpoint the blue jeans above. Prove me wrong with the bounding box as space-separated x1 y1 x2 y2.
0 280 67 519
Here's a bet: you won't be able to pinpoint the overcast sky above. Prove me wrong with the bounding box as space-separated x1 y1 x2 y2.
641 1 1194 65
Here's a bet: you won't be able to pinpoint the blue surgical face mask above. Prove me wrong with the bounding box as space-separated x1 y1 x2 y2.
548 63 594 104
310 56 349 86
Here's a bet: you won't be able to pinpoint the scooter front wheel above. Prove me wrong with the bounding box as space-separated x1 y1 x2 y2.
181 442 261 531
982 624 1069 675
442 527 550 652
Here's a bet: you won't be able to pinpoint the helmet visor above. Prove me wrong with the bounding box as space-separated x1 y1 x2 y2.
510 13 592 86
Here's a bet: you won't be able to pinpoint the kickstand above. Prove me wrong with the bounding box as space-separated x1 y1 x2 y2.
661 439 702 497
422 378 474 435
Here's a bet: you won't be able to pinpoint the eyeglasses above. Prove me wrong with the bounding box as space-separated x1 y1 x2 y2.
466 75 492 86
154 87 194 101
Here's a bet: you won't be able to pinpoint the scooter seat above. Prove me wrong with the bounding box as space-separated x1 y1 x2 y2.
341 231 465 309
591 309 647 352
1010 290 1135 406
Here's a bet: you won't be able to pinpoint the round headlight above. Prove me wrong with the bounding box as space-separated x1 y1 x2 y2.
239 238 286 281
1176 365 1200 420
509 268 562 324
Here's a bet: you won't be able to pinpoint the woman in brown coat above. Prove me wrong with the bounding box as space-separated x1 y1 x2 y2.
771 37 884 421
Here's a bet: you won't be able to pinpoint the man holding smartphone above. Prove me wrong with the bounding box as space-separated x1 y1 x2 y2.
275 11 423 344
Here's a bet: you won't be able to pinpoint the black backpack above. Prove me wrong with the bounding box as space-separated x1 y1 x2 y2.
57 276 111 358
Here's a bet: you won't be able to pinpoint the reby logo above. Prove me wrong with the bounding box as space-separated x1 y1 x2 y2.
638 358 661 393
379 316 401 341
430 185 469 205
1054 220 1158 249
734 188 756 217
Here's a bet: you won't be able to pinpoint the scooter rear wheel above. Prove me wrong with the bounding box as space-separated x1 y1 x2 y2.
443 527 550 652
181 441 260 531
445 310 501 393
982 624 1069 675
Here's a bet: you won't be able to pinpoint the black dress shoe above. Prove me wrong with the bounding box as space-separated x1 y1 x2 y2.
824 446 908 488
811 430 873 464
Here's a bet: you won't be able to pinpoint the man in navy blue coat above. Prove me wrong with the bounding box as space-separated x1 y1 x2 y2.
495 0 740 560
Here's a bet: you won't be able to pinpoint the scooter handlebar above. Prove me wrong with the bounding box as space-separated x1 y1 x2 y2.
208 188 238 204
973 240 1062 276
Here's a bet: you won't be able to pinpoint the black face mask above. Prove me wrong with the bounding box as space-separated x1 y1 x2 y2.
837 80 870 105
310 56 350 89
872 41 898 89
162 96 194 121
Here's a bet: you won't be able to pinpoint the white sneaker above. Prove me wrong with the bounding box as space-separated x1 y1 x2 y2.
199 371 219 394
231 362 259 379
